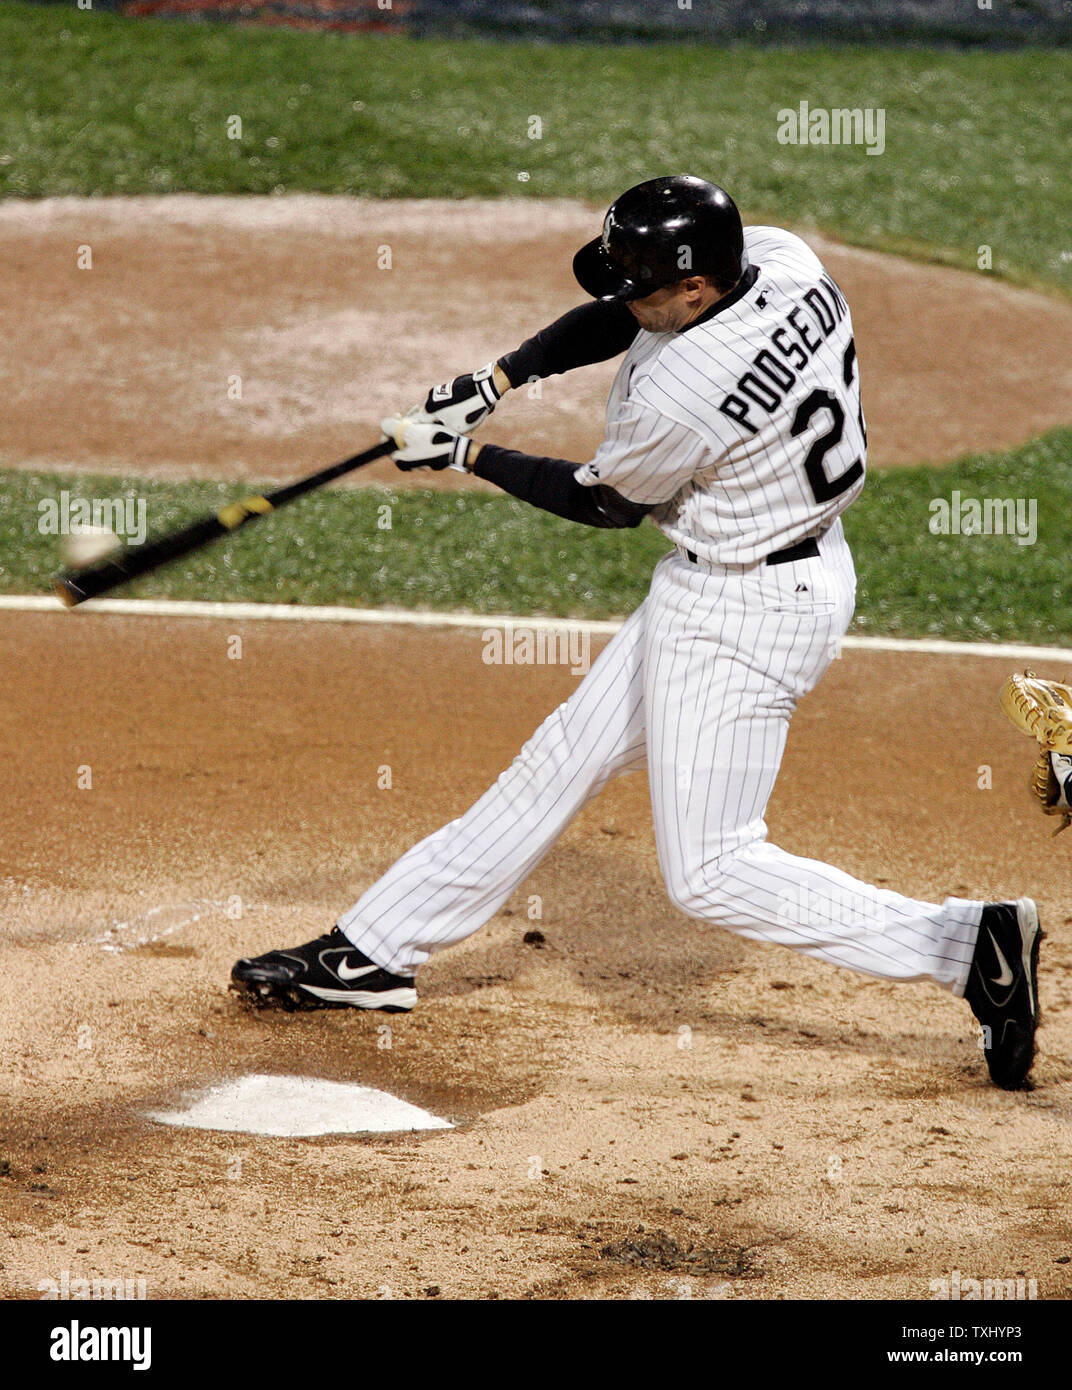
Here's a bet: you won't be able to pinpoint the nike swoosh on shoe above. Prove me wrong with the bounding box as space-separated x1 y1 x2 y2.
333 957 378 981
987 928 1015 988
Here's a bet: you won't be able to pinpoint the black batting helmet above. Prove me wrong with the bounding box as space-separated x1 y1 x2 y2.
573 174 746 302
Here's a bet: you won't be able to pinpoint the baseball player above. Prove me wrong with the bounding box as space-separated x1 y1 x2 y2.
232 176 1041 1090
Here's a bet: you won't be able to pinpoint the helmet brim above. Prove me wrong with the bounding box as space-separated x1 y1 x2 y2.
572 237 643 301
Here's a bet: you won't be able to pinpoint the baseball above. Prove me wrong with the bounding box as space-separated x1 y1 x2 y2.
62 523 121 569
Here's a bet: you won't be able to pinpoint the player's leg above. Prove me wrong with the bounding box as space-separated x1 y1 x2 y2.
231 602 648 1004
644 533 1039 1087
644 535 981 992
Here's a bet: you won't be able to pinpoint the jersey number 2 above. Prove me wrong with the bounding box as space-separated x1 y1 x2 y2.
791 339 866 504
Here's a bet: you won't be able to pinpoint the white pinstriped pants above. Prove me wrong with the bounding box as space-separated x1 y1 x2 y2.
339 520 982 988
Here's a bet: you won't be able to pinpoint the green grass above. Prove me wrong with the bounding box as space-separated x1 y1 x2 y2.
845 431 1071 645
3 428 1070 643
1 4 1071 291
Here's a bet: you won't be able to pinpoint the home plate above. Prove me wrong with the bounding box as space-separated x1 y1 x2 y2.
147 1074 453 1137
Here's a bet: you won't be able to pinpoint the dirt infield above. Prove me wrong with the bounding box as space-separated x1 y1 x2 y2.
2 196 1072 485
2 609 1072 1300
4 195 1072 1301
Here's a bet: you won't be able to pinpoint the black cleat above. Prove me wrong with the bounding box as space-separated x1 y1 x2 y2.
230 926 417 1013
964 898 1041 1090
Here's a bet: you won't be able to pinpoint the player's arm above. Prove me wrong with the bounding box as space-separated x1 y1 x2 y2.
408 300 639 433
472 444 652 529
381 418 651 529
382 387 707 529
468 401 707 527
496 298 640 387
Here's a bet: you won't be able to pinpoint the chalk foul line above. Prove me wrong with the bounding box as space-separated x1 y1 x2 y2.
0 593 1070 662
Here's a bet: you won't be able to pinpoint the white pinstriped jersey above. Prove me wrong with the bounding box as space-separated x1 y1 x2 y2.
573 227 867 565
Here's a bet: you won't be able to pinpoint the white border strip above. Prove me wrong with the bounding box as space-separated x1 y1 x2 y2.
1 593 1070 662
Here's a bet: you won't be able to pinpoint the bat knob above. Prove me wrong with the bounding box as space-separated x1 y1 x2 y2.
53 576 86 609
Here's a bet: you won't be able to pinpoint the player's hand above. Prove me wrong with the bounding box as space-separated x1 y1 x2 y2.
405 362 508 433
382 415 475 472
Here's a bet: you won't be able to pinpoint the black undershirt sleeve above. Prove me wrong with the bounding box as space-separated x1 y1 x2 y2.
473 444 652 530
497 299 639 386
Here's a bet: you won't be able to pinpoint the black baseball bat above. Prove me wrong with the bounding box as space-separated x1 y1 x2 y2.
53 438 395 608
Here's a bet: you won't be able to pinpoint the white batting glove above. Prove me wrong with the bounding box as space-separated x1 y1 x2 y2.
405 362 506 433
382 415 474 473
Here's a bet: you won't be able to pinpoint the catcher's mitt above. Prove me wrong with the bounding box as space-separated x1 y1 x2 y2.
999 670 1072 834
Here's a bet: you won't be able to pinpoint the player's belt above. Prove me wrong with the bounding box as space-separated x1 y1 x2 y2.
764 535 822 566
683 533 823 567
